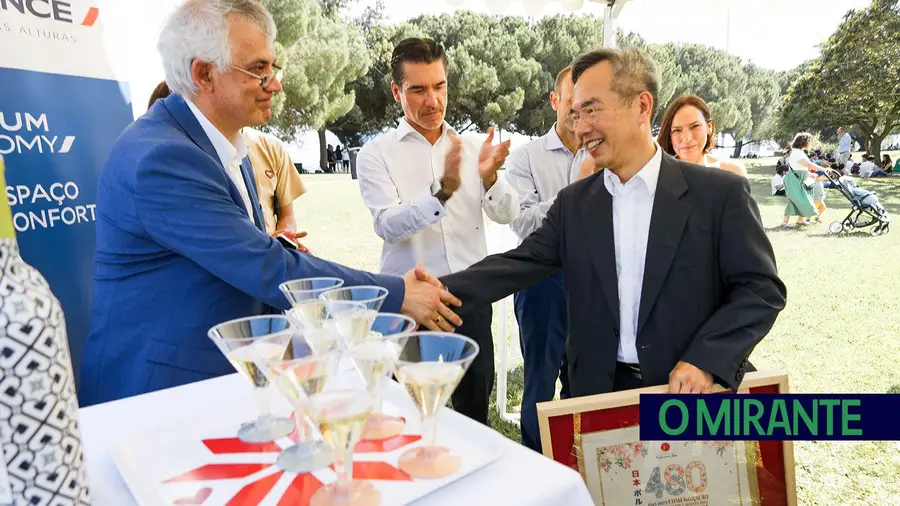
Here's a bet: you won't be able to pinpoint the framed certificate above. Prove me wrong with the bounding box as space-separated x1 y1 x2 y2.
537 371 796 506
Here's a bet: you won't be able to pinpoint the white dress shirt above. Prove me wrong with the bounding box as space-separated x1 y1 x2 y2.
504 125 578 243
603 143 663 364
184 98 253 218
357 119 519 277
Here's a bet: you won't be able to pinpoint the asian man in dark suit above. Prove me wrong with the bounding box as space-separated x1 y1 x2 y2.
439 48 786 400
80 0 461 406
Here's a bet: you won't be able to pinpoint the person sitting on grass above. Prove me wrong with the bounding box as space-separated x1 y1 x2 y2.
772 166 786 196
881 154 893 174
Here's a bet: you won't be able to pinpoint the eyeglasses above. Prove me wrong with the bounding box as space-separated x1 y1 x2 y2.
569 105 600 126
231 63 284 88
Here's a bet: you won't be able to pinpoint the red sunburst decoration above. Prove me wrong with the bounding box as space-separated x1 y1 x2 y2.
162 427 421 505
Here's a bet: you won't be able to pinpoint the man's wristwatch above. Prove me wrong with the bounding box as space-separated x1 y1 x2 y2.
433 183 453 205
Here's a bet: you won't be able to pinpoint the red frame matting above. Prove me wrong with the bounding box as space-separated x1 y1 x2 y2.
547 385 788 506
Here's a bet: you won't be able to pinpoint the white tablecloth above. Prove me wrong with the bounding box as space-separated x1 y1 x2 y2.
80 371 593 506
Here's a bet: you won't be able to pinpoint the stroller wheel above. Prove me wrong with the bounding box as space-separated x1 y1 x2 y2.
828 221 844 234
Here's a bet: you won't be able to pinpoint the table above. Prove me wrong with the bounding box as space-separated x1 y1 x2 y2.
80 372 593 506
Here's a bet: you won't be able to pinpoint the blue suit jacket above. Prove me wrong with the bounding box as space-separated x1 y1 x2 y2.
81 94 405 406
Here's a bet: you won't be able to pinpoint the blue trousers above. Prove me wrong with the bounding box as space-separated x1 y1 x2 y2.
514 272 569 453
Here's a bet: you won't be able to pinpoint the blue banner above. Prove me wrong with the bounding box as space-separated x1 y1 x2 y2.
0 1 134 388
639 394 900 441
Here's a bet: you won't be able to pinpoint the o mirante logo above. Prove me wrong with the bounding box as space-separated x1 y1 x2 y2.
639 394 900 441
0 0 99 27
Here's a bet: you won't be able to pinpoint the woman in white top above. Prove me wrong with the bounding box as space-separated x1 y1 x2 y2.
657 94 747 177
788 132 831 224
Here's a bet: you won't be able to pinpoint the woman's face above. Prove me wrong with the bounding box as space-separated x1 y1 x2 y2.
670 105 711 162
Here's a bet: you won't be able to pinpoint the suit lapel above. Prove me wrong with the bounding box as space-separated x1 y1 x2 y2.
240 156 266 232
163 94 221 168
637 155 690 334
581 174 620 325
164 94 259 225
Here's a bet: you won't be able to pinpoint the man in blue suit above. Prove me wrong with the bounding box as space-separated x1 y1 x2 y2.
80 0 461 406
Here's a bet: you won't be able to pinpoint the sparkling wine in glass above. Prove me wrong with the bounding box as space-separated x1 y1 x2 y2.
279 277 345 306
320 285 389 311
207 315 296 443
307 388 380 506
265 335 343 472
386 332 479 479
348 314 417 440
287 299 374 351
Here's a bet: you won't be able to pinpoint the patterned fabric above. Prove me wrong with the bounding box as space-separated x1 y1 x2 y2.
0 240 89 505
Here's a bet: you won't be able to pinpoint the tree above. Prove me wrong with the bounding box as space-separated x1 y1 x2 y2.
262 0 370 169
328 1 400 147
444 20 544 133
731 64 782 157
662 43 751 149
779 0 900 158
318 0 356 18
507 14 603 136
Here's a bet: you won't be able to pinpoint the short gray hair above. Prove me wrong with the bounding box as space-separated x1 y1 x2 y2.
571 48 660 121
158 0 276 97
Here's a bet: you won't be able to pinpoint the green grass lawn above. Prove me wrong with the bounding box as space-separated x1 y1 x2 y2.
292 162 900 505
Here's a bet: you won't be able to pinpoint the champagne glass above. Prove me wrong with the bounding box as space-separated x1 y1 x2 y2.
207 315 296 443
286 299 374 351
279 277 344 306
385 332 479 479
348 314 417 440
265 334 343 472
307 386 380 506
319 285 389 311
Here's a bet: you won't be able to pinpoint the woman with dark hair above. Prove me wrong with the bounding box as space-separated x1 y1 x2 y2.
657 94 746 177
147 80 171 109
882 154 893 174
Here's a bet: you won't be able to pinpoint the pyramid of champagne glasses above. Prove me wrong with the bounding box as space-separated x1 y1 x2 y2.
204 279 482 504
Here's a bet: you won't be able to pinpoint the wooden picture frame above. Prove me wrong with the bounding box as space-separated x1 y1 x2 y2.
537 370 797 506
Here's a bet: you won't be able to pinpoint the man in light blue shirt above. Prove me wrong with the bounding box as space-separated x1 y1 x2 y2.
504 67 581 452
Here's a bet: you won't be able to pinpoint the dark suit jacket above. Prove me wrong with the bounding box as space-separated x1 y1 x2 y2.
441 153 786 398
81 94 405 406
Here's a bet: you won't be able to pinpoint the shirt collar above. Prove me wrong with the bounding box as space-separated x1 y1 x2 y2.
184 97 247 168
396 117 456 143
543 124 566 152
603 141 663 198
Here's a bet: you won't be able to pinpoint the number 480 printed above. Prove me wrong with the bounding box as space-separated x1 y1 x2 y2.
644 462 708 499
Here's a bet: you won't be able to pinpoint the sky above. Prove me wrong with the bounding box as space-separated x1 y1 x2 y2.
351 0 872 71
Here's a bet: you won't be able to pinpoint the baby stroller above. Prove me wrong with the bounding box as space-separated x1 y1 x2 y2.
825 172 891 235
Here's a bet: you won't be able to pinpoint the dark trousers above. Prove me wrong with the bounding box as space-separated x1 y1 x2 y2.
514 272 570 453
613 362 644 392
450 304 494 425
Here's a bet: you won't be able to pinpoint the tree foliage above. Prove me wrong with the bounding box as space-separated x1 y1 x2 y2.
259 6 793 155
778 0 900 158
261 0 369 166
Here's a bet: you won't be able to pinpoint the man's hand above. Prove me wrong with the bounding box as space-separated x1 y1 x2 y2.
478 126 511 189
271 230 311 254
401 265 463 332
441 134 463 194
668 361 713 394
577 156 598 180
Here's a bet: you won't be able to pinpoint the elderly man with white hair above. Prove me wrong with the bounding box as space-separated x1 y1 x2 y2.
81 0 462 407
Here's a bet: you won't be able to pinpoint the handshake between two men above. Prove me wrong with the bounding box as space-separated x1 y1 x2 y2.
406 263 722 397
